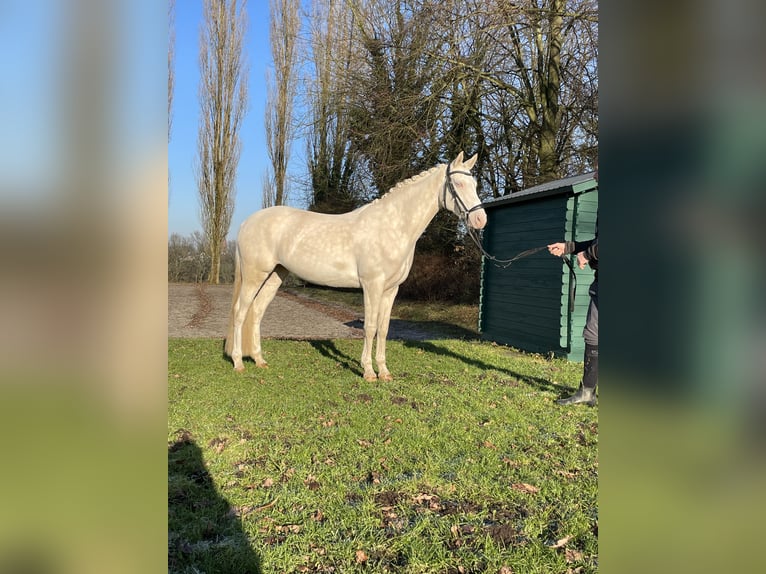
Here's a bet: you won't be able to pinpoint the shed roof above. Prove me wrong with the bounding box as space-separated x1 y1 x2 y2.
482 171 597 209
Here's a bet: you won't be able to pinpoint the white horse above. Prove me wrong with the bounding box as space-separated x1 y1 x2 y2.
224 152 487 381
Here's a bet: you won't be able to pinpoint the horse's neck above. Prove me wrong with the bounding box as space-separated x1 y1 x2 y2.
370 166 443 239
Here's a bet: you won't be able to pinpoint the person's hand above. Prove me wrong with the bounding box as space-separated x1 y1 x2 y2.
547 242 566 257
577 251 588 269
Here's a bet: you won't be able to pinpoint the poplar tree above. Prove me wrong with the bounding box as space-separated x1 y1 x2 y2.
196 0 248 283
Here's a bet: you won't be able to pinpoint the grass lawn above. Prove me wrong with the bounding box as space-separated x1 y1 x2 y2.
169 336 598 574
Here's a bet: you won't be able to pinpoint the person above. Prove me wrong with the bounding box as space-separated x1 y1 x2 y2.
548 226 598 406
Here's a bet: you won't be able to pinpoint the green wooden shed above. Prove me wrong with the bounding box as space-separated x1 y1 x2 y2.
478 172 598 361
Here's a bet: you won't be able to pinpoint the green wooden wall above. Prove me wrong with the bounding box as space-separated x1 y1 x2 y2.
479 182 597 361
560 191 598 360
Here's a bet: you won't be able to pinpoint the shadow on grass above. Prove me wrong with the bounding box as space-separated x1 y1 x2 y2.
401 339 568 394
168 432 262 574
344 319 478 341
310 337 568 395
309 340 363 377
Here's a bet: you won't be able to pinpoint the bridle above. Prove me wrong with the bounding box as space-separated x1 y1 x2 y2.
443 163 537 268
442 163 486 224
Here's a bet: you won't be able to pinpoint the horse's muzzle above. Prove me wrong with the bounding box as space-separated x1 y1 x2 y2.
468 208 487 230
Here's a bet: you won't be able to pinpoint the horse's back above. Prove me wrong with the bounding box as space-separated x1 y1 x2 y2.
239 205 301 231
237 206 363 288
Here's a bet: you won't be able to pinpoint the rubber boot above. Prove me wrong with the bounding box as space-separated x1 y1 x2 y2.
556 344 598 406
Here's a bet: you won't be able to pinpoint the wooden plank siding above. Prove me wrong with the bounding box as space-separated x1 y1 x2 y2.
479 173 598 361
560 191 598 359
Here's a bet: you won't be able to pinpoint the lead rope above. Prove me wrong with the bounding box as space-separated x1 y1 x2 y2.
465 226 577 310
465 223 573 274
443 165 576 308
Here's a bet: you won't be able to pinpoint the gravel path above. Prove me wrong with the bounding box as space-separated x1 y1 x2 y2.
168 283 436 340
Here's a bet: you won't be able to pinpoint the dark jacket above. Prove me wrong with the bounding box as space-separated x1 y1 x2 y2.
565 238 598 273
565 215 598 282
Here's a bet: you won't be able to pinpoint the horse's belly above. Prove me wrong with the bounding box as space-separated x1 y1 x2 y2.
283 254 361 289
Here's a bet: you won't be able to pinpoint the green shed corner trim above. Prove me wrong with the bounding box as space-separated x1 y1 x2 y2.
478 172 598 362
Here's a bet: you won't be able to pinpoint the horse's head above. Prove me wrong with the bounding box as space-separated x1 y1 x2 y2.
443 152 487 230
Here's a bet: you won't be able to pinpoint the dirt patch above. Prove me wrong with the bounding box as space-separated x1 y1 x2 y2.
168 283 438 341
185 283 213 328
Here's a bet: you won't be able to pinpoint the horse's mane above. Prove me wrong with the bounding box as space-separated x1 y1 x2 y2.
369 164 444 207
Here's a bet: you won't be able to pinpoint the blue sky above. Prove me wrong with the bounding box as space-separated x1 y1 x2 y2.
169 0 275 240
0 0 297 241
0 0 164 206
0 1 62 196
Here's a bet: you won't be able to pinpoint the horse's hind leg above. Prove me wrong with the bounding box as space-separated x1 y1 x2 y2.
246 265 289 367
231 270 272 372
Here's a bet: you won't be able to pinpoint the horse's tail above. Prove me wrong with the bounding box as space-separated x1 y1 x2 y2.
224 242 242 357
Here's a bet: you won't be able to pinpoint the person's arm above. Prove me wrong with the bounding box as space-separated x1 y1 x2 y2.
575 238 597 269
577 238 597 261
568 238 595 257
548 238 598 269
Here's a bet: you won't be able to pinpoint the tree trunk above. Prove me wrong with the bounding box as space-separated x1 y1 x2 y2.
539 0 564 179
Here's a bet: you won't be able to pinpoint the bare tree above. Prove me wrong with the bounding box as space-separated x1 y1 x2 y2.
306 0 361 213
169 0 176 201
265 0 300 207
168 0 175 142
261 172 276 209
344 0 447 195
196 0 248 284
477 0 598 190
302 0 597 202
168 232 210 283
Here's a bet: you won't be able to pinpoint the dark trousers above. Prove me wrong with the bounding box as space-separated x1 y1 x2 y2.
583 281 598 346
582 281 598 390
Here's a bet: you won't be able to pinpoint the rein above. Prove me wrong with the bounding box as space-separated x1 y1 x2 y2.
444 163 548 269
443 164 577 307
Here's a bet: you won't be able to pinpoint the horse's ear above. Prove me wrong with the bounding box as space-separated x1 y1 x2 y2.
451 151 464 167
464 154 478 170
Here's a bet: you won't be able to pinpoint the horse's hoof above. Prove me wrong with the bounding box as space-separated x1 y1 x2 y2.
255 362 269 368
363 373 378 382
234 365 246 373
379 373 393 382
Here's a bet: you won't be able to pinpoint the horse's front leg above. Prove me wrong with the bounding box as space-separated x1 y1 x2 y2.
360 283 382 381
374 286 399 381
